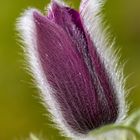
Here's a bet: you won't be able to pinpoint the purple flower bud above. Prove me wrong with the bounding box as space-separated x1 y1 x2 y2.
17 0 127 139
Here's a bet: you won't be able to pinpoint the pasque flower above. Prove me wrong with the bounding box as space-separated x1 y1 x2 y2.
17 0 127 139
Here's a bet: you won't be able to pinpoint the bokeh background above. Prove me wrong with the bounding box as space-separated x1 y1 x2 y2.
0 0 140 139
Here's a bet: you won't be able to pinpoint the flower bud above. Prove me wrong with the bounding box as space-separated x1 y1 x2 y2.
17 0 127 139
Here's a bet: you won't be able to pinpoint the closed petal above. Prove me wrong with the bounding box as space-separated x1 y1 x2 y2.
80 0 127 122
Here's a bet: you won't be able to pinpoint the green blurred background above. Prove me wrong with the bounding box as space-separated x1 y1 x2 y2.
0 0 140 139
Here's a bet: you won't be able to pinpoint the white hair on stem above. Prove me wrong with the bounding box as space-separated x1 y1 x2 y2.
80 0 128 123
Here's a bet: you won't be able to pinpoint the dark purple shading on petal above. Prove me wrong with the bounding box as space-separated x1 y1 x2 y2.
48 1 119 123
33 5 118 135
48 2 84 35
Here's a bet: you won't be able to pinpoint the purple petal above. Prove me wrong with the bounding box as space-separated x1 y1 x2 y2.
33 11 99 134
48 0 119 125
80 0 126 122
33 7 118 134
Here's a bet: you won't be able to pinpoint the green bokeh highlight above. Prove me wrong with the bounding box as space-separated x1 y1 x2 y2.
0 0 140 139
